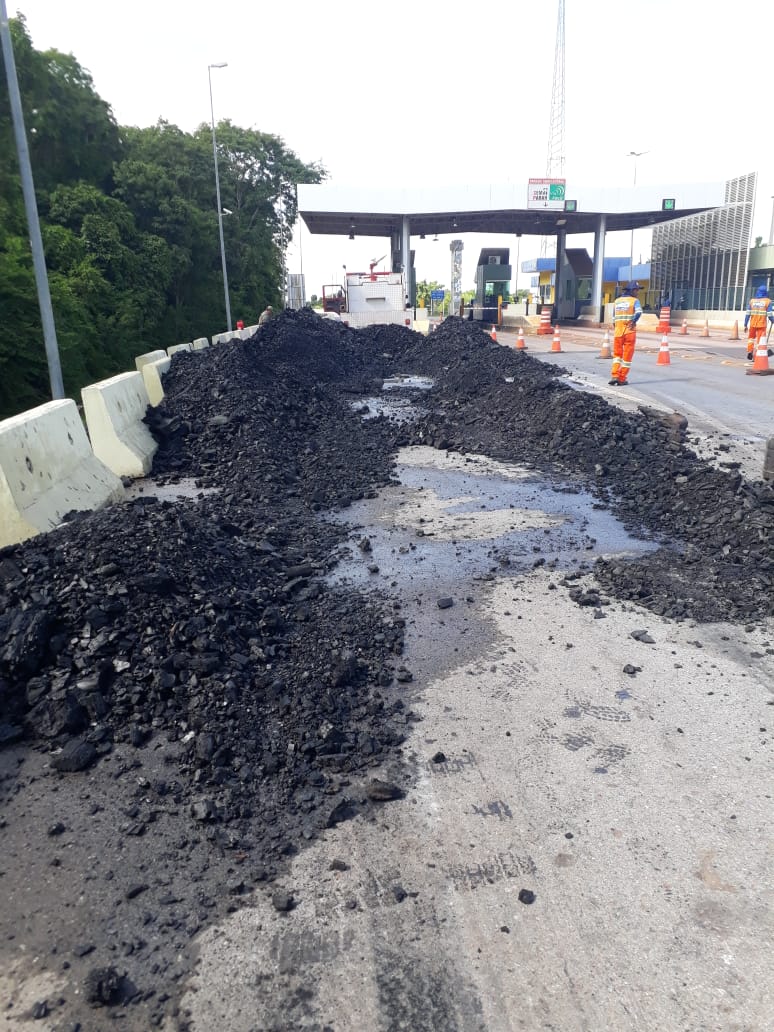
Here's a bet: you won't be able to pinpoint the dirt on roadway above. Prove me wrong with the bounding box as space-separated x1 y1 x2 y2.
0 311 771 1031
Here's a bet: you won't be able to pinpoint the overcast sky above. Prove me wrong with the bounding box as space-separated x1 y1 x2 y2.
8 0 774 307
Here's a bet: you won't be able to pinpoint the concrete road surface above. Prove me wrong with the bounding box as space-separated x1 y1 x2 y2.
175 446 773 1032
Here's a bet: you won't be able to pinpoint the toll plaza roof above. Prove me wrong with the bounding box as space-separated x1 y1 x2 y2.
298 181 728 238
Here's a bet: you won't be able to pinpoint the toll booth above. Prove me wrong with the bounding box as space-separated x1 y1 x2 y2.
474 248 511 323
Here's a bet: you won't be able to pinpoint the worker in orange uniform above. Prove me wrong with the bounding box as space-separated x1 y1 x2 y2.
609 282 642 385
743 284 774 360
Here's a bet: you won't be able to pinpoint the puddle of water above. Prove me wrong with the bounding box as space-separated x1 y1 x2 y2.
328 446 657 593
382 375 434 390
352 376 435 422
352 397 423 422
124 477 218 503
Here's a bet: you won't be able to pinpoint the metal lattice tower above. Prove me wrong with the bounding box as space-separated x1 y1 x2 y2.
546 0 566 180
541 0 566 257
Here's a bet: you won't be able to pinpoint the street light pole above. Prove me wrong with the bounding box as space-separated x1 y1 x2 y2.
626 150 648 284
0 0 64 400
208 62 232 331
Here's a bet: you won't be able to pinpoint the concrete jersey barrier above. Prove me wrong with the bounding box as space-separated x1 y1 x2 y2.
141 356 172 408
135 349 168 371
211 331 241 346
0 399 125 548
81 371 158 479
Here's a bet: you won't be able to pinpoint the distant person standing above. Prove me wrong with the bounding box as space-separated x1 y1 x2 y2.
258 305 274 327
524 295 530 316
609 282 642 386
743 285 774 360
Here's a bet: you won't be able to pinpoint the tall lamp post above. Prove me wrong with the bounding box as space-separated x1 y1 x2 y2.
208 62 232 331
1 0 64 399
626 149 648 285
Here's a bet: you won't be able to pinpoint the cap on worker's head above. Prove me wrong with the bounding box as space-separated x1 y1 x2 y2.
755 284 768 297
628 281 641 291
267 305 273 310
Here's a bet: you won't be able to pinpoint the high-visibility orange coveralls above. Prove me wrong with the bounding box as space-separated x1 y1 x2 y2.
609 284 642 385
744 287 773 358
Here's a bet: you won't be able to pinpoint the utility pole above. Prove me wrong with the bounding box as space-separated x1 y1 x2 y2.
208 62 232 331
0 0 64 400
626 150 648 282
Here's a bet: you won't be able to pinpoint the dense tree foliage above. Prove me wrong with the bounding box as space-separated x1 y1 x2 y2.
0 15 324 418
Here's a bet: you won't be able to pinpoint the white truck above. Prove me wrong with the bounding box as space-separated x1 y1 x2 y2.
321 261 410 329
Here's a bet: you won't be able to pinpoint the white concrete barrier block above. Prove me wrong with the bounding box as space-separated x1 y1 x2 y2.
0 399 124 548
211 331 241 346
135 349 168 371
81 371 158 479
191 338 210 351
142 356 171 407
167 342 192 356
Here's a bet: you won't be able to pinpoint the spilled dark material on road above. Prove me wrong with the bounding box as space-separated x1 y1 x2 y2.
0 309 771 1029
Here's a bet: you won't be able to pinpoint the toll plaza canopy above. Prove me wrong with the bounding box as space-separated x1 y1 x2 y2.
298 181 727 317
298 182 726 239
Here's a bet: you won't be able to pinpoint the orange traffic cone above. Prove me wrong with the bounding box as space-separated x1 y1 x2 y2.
700 319 710 338
747 337 774 375
598 330 611 359
551 327 562 353
679 319 688 335
516 327 526 350
490 326 498 342
729 320 739 341
656 333 671 366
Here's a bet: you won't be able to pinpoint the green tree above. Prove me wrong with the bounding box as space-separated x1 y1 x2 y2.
0 15 327 418
47 181 173 363
0 239 50 413
113 123 222 340
192 120 325 321
415 279 445 309
0 15 121 193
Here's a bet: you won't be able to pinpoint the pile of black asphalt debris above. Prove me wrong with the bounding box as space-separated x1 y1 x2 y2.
0 309 771 1030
